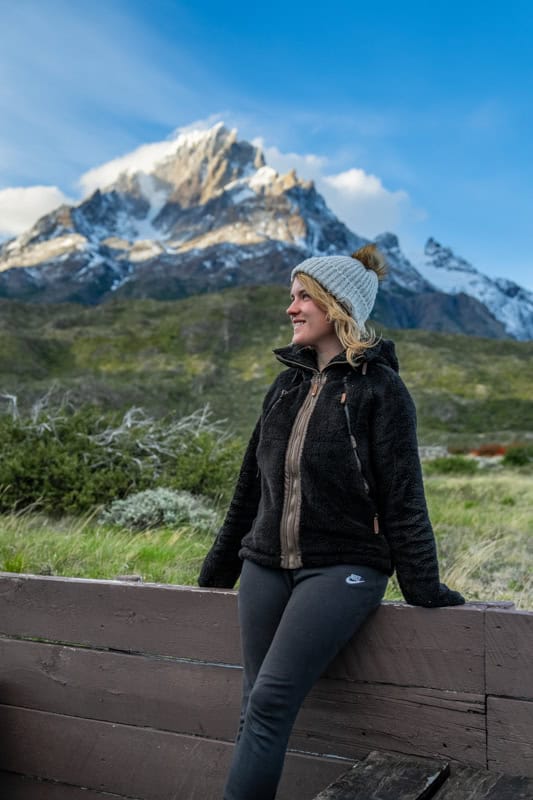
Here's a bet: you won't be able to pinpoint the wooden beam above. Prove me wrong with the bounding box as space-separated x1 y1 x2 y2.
431 764 533 799
0 772 125 799
487 697 533 778
0 637 486 767
486 610 533 699
0 704 347 800
0 573 242 665
0 575 488 691
312 750 449 800
329 604 485 693
295 679 485 767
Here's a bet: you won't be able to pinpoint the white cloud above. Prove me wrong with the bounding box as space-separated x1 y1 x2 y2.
321 168 421 237
0 186 73 238
257 140 425 238
253 140 328 181
79 139 180 197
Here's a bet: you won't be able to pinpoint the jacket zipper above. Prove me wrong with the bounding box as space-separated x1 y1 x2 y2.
279 372 326 568
341 385 380 535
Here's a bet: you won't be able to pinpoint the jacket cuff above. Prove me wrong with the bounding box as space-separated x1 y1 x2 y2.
197 552 241 589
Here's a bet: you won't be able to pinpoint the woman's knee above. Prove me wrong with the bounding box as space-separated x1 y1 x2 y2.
247 675 298 723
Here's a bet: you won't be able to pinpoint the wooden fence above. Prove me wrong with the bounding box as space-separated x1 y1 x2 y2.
0 572 531 799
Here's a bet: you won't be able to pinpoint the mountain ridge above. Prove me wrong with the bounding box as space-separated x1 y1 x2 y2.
0 123 531 340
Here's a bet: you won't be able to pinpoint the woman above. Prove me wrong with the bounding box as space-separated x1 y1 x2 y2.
198 246 464 800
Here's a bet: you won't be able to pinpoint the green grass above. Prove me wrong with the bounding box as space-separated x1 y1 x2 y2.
0 468 531 608
0 511 215 587
384 469 533 608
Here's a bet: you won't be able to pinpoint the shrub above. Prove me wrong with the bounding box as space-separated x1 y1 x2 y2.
503 444 533 468
424 455 479 475
99 488 218 532
0 391 242 515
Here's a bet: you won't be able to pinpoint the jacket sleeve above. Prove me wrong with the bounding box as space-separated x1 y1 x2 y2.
371 367 464 607
197 415 262 588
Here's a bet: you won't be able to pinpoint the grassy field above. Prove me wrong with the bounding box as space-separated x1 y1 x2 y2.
1 288 532 443
1 467 531 609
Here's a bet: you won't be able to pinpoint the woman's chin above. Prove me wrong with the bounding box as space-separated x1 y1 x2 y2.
292 332 309 346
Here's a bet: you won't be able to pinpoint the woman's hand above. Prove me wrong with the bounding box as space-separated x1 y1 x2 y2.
422 583 465 607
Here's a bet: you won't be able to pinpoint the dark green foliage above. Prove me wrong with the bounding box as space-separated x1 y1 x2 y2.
503 444 533 467
0 402 243 515
162 431 244 504
424 456 479 475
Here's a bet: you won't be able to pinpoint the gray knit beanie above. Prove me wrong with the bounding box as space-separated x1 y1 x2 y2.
290 251 383 328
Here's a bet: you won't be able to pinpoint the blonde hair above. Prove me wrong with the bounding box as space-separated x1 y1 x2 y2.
292 246 387 367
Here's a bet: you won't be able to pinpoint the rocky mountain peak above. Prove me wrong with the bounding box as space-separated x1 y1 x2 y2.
374 232 433 293
148 124 265 208
424 237 477 274
418 237 533 340
0 123 531 340
375 232 400 251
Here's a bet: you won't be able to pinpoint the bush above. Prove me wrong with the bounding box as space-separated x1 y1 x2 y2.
424 455 479 475
0 392 242 515
503 444 533 468
99 488 218 532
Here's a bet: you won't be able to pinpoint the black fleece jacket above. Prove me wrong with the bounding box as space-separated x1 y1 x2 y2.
198 340 464 607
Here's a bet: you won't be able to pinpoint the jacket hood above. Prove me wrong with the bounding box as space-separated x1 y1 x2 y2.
273 338 399 373
362 338 399 372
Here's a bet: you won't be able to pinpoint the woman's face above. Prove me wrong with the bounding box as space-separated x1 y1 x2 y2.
287 277 337 349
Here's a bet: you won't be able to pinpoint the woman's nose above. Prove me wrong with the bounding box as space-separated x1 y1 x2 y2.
287 298 299 315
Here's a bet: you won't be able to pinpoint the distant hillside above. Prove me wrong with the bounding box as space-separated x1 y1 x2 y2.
1 288 532 444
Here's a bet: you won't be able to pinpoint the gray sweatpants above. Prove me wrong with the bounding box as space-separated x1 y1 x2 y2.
223 559 388 800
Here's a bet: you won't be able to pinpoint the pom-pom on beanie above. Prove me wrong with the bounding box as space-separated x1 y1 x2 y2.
290 245 387 328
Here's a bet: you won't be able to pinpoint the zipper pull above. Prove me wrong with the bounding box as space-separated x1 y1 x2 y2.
340 392 347 405
373 513 380 534
311 373 325 396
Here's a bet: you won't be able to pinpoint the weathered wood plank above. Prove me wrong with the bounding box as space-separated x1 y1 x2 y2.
486 609 533 699
313 750 449 800
0 636 486 766
487 697 533 778
0 574 488 692
432 764 533 799
0 635 242 740
0 772 129 799
328 603 485 693
295 679 486 768
0 704 347 800
0 573 242 664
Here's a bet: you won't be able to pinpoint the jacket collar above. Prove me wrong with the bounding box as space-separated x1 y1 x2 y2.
273 339 400 374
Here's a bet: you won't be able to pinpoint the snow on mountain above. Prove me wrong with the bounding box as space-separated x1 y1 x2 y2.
418 238 533 341
374 232 433 293
0 122 531 340
0 123 366 305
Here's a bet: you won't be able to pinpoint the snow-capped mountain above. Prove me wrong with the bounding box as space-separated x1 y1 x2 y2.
0 123 366 304
416 238 533 341
0 122 530 340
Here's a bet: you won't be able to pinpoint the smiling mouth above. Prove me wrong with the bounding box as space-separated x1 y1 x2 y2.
292 320 306 328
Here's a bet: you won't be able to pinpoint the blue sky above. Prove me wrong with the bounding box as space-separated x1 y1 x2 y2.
1 0 532 287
